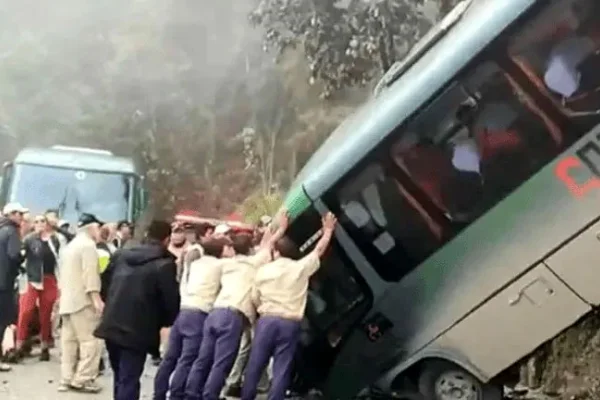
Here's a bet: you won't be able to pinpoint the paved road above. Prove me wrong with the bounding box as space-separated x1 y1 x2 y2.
0 349 157 400
0 348 267 400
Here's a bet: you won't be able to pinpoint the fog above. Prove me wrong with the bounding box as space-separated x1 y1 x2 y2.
0 0 266 155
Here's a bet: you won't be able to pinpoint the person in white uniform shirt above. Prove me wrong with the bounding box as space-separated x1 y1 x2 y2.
153 235 235 400
184 213 288 400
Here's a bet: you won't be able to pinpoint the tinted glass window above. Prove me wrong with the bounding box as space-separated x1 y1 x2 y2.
330 163 444 282
327 61 565 282
509 0 600 127
10 164 131 223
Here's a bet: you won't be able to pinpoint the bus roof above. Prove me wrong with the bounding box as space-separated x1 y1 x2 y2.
14 147 138 174
294 0 534 200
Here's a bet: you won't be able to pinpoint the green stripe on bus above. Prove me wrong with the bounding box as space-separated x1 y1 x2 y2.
284 185 311 219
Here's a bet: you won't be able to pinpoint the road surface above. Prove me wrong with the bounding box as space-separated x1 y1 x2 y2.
0 348 156 399
0 348 265 400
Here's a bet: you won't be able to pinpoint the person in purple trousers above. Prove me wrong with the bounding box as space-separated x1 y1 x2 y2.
241 212 337 400
154 235 235 400
184 213 288 400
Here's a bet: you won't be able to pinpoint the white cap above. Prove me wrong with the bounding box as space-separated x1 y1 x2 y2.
3 202 28 215
214 224 231 235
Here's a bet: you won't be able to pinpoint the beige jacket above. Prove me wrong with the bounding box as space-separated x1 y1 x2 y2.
253 252 320 321
58 232 101 315
180 255 226 312
213 250 271 323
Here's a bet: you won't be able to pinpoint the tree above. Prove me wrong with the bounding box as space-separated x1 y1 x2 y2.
250 0 434 98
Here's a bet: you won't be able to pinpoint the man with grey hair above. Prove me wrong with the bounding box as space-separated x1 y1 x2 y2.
58 213 104 393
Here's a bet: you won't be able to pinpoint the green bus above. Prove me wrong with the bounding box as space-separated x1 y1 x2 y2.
283 0 600 399
1 145 148 224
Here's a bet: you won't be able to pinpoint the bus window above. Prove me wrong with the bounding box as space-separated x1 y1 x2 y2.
393 62 562 227
330 162 443 282
509 0 600 123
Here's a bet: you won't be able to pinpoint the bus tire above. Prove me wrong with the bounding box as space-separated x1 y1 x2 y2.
418 360 502 400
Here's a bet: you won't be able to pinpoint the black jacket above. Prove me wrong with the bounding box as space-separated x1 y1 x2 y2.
94 241 180 353
23 233 60 285
0 218 23 291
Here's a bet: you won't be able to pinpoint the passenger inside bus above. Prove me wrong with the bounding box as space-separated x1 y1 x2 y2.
510 0 600 119
393 62 560 228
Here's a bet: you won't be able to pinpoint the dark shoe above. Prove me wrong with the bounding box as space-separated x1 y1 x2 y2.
3 349 22 364
39 348 50 362
224 384 242 398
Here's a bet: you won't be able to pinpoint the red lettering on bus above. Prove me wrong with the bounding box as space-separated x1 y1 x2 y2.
555 156 600 197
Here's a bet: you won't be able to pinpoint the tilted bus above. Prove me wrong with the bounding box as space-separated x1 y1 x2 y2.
0 145 148 225
281 0 600 399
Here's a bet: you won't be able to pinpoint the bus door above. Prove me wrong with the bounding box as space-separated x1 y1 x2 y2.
285 206 371 395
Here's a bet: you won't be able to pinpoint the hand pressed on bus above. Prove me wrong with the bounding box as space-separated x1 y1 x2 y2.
314 212 337 258
258 209 290 254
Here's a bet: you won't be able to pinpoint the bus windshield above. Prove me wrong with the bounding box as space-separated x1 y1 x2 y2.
9 163 132 223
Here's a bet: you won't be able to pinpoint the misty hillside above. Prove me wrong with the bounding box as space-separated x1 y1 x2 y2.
0 0 450 218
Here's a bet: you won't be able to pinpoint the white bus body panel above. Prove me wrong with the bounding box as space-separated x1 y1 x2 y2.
439 263 588 379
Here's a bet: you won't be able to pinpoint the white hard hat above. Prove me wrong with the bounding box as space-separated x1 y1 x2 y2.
3 202 28 215
214 224 231 235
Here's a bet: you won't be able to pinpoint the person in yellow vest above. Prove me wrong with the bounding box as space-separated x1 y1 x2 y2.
96 224 116 375
97 225 116 274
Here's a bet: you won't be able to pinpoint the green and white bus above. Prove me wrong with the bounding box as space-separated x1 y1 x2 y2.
1 145 148 224
282 0 600 399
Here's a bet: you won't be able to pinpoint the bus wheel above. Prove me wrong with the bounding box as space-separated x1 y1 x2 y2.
418 360 502 400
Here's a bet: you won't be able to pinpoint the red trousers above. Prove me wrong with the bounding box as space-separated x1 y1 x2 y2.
17 274 58 344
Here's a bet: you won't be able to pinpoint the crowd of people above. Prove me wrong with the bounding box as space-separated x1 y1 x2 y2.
0 200 338 400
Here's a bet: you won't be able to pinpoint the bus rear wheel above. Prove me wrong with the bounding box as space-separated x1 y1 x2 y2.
418 360 502 400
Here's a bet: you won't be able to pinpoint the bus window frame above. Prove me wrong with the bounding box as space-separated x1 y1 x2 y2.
322 7 582 283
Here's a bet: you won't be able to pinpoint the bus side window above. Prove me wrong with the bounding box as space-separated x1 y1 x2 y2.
392 61 563 233
509 0 600 128
332 162 442 282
